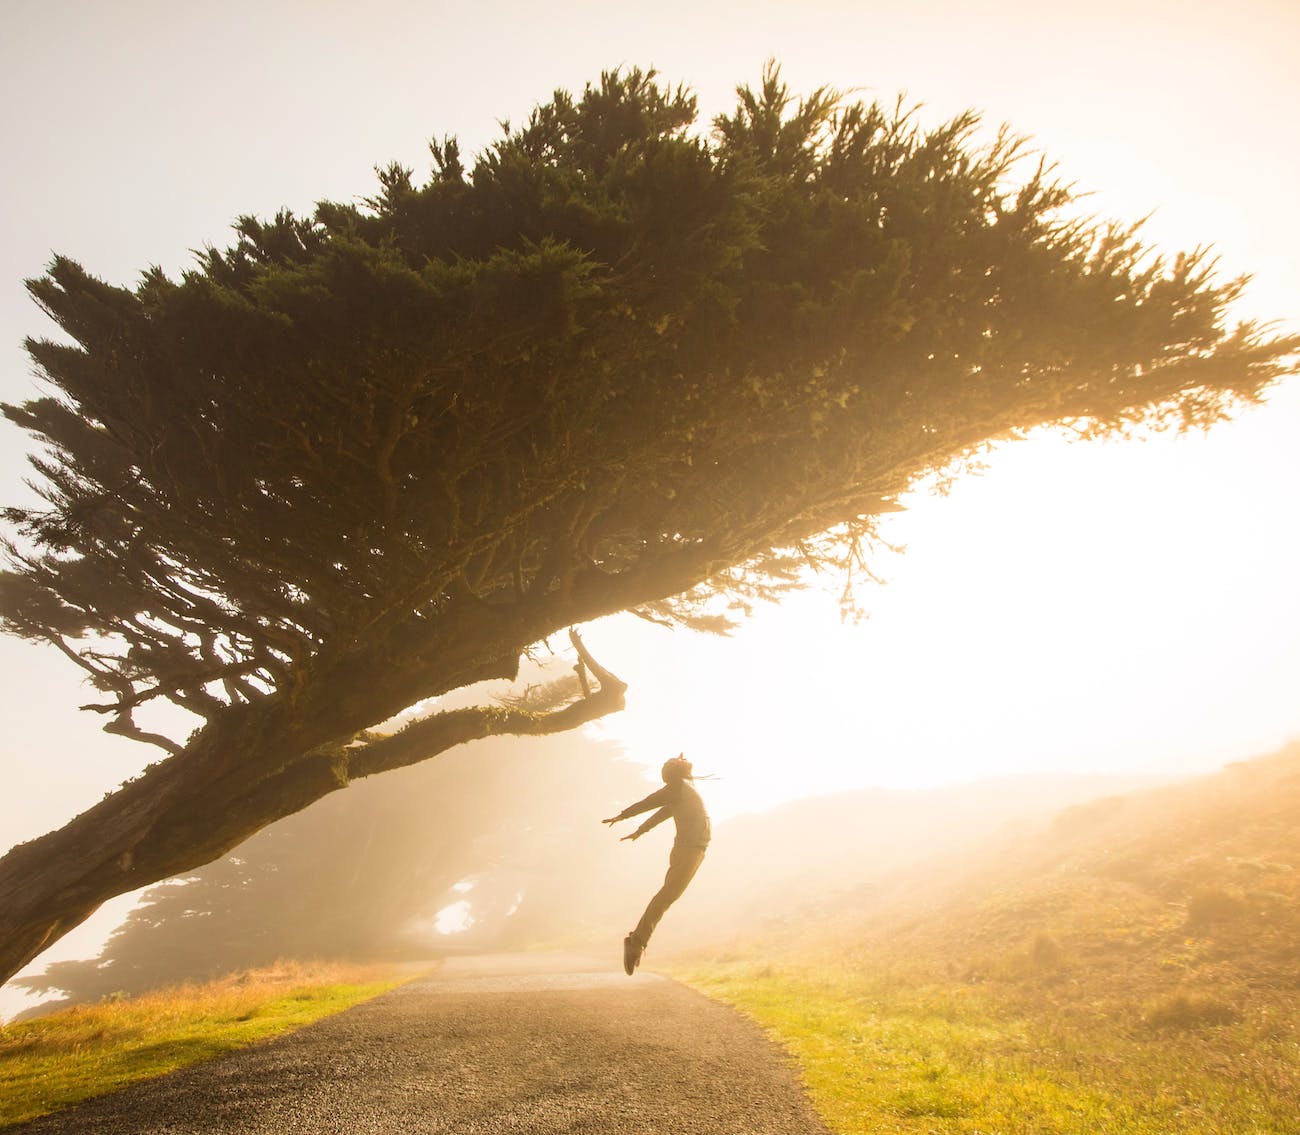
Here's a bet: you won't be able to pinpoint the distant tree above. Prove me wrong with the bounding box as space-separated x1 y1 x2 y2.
1 66 1294 985
16 731 646 1004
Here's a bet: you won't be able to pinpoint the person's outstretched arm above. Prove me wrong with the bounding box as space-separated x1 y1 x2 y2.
602 785 669 826
622 806 671 841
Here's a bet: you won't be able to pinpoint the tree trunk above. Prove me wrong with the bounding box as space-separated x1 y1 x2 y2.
0 531 750 987
0 625 629 988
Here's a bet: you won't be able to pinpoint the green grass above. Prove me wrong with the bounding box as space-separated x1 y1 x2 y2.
676 959 1300 1135
0 961 411 1127
669 747 1300 1134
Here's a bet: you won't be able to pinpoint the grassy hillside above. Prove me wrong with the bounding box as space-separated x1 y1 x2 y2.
650 770 1161 950
676 743 1300 1134
865 743 1299 1011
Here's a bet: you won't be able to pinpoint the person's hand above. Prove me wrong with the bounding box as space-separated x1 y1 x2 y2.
620 832 638 842
601 817 619 826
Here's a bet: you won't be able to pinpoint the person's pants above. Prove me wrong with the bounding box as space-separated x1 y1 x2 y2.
633 843 707 946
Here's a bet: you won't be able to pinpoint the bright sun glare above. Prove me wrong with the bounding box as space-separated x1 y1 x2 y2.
585 396 1300 820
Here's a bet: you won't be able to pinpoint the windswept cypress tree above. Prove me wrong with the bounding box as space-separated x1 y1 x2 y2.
1 66 1293 984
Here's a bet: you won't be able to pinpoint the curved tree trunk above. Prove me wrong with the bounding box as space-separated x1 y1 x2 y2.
0 629 627 988
0 517 791 987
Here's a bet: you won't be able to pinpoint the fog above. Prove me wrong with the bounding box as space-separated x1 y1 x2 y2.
8 711 1167 1016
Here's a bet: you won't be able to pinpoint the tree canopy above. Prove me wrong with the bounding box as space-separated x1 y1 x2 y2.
1 66 1294 986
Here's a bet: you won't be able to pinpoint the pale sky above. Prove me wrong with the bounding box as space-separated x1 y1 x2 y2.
2 0 1298 854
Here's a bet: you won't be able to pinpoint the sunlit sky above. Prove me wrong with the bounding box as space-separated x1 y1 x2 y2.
2 0 1298 860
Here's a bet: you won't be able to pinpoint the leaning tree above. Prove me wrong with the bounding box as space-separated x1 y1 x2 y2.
1 67 1293 985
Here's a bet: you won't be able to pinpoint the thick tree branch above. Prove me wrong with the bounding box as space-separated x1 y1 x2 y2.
347 629 625 780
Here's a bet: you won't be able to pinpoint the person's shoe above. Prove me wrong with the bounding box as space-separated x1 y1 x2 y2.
622 933 644 976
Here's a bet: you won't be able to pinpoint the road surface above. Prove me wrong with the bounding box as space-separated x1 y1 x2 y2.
12 953 832 1134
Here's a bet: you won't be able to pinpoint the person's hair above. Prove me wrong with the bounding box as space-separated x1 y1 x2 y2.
661 756 692 782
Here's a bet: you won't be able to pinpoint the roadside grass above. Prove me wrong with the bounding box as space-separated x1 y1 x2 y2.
672 747 1300 1134
0 960 412 1127
678 958 1300 1135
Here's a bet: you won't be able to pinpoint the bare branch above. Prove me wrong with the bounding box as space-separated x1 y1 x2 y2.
102 714 183 756
568 627 627 697
348 631 626 780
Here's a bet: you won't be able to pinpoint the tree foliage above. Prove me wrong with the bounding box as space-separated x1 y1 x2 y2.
1 65 1294 985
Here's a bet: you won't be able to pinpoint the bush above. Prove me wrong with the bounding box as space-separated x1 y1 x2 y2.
1030 933 1064 971
1186 887 1248 928
1143 990 1240 1030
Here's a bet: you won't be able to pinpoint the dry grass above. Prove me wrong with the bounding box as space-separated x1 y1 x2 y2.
0 959 413 1127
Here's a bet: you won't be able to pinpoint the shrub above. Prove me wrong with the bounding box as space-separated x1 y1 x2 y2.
1030 933 1064 971
1143 990 1240 1030
1186 887 1248 928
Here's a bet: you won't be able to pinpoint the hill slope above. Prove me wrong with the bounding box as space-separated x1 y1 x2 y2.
722 741 1300 1028
679 744 1300 1134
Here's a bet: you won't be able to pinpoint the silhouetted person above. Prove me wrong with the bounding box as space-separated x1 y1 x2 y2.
603 753 711 975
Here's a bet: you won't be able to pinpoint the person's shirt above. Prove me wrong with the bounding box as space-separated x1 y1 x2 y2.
614 779 711 848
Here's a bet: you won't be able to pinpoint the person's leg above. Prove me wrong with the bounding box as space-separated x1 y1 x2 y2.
631 845 706 949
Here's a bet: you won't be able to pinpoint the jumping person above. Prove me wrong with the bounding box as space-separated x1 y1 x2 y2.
603 753 711 975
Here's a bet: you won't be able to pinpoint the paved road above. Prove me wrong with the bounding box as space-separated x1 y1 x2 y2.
13 953 832 1134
